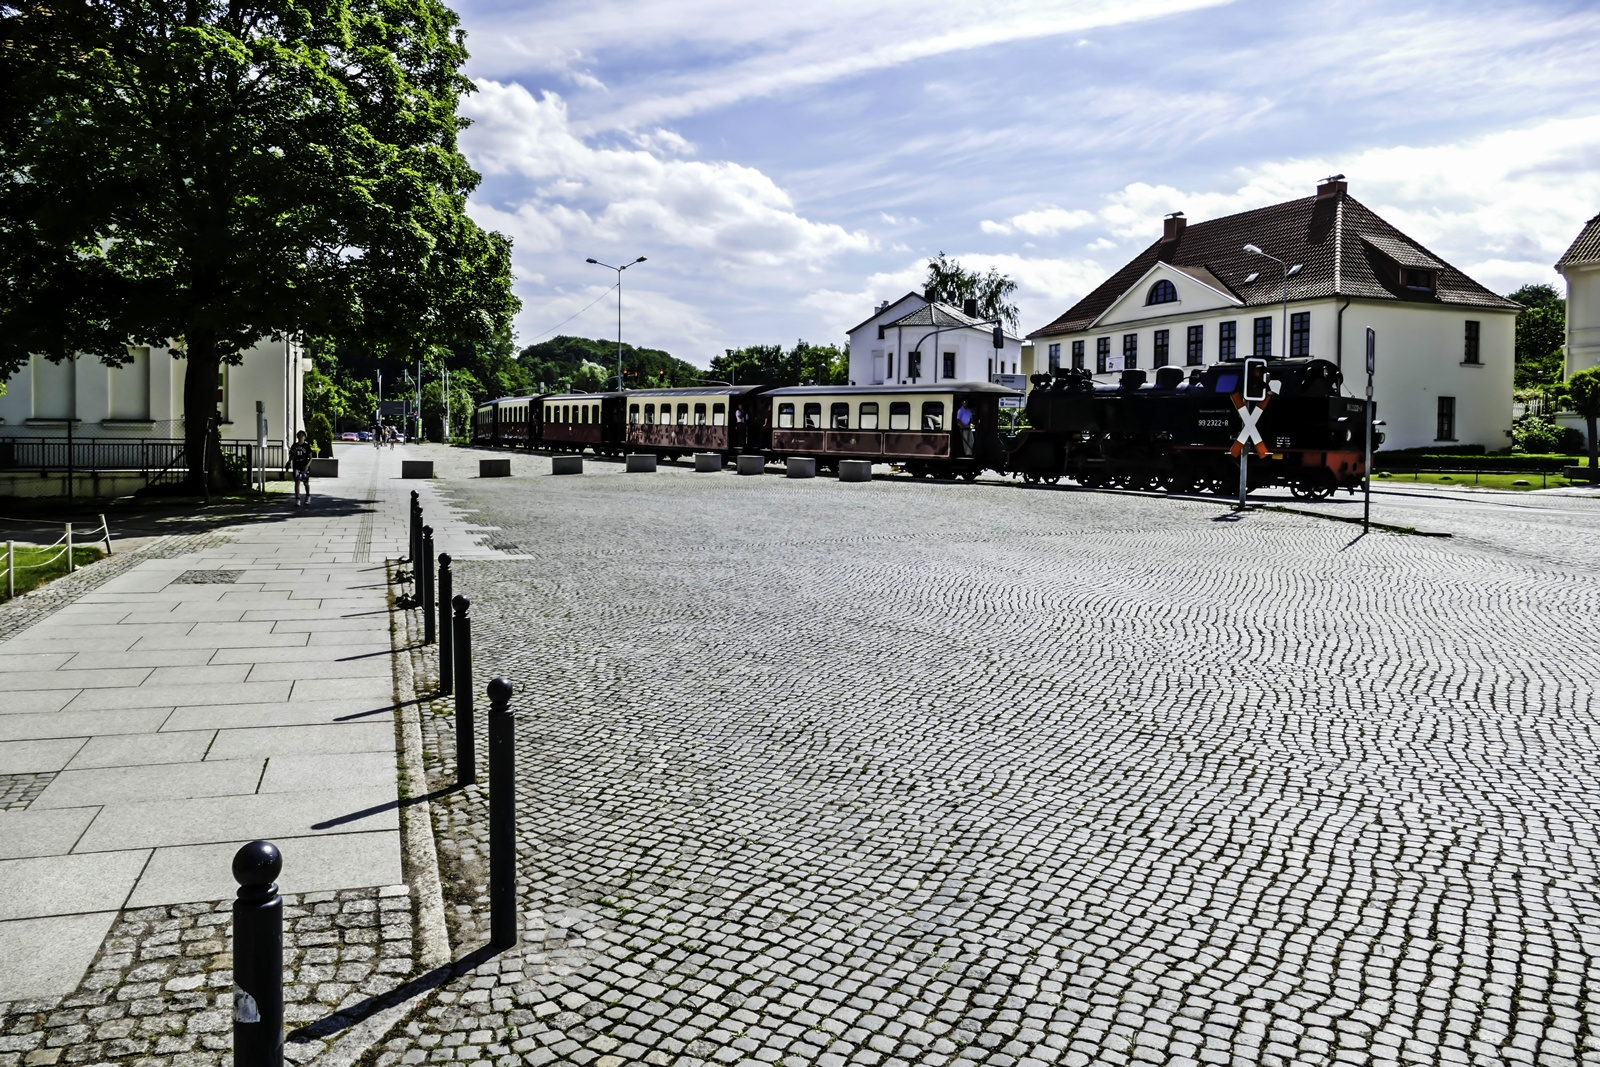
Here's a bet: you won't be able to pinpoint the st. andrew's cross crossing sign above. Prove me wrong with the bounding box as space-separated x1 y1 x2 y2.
1228 357 1271 459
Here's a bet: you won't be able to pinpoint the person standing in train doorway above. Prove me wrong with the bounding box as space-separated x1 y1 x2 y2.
734 405 747 450
956 399 975 456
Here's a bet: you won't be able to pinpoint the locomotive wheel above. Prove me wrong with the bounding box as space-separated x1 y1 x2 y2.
1044 474 1061 485
1023 472 1040 485
962 471 978 482
1290 475 1336 501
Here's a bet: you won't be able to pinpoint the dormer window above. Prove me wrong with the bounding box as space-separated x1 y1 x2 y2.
1146 279 1177 305
1400 268 1436 292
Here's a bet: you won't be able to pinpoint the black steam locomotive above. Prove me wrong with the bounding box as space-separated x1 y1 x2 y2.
1004 358 1377 499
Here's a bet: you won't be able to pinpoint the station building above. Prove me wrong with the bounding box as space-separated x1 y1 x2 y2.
1026 178 1520 451
847 293 1025 388
1559 211 1600 377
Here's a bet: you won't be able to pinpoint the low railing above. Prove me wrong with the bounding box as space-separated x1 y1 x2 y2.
0 437 284 477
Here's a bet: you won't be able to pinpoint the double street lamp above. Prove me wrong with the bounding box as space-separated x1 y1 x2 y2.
586 256 647 391
1243 243 1303 358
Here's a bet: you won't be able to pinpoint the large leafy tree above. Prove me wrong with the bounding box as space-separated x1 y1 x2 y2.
924 253 1020 330
1567 367 1600 473
0 0 517 487
1508 283 1566 389
709 341 847 387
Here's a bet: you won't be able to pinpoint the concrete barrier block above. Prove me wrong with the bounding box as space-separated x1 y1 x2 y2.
626 454 658 473
308 458 339 478
838 459 873 482
694 452 723 473
479 458 511 478
400 460 433 479
786 456 816 479
737 454 766 476
551 455 583 476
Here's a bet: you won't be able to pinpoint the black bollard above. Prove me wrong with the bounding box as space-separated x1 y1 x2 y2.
421 526 435 644
407 491 420 566
437 554 453 695
487 676 517 950
453 595 474 784
232 841 284 1067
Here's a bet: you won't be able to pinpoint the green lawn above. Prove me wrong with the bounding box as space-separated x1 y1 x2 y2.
1374 471 1582 492
2 545 105 601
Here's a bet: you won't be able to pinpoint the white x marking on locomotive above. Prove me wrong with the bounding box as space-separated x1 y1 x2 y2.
1228 392 1270 459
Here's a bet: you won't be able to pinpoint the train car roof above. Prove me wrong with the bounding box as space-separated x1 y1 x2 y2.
762 382 1022 396
622 385 768 397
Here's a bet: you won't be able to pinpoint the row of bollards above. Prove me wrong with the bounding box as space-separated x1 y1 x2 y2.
229 672 516 1064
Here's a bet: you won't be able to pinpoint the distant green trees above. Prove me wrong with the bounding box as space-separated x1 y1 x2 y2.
1509 284 1566 388
709 342 848 387
518 336 703 391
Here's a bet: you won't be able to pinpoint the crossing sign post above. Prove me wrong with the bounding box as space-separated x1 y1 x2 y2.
1234 358 1270 509
1365 329 1376 532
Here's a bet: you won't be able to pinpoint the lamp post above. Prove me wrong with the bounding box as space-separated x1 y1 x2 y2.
1242 243 1303 358
586 256 648 390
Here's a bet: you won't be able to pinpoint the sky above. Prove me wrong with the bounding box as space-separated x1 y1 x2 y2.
451 0 1600 367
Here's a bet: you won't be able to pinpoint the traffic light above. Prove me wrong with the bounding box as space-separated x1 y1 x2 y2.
1243 357 1269 403
992 325 1004 349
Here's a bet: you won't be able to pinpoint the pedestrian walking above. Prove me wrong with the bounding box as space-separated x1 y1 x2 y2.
288 430 313 505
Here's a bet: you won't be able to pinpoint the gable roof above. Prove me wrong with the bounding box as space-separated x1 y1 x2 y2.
846 292 925 336
887 301 1021 340
1558 212 1600 268
1029 191 1519 338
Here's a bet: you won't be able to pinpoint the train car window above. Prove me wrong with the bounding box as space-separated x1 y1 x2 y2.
921 402 945 431
712 403 726 426
889 402 911 430
803 403 822 429
830 402 849 429
559 405 567 423
1214 371 1240 394
694 403 707 426
677 403 689 425
592 405 600 423
581 405 589 424
629 404 640 424
644 403 655 424
778 403 795 428
859 402 880 429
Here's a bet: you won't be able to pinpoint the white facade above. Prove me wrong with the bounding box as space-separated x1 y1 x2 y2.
1558 213 1600 376
0 337 307 445
846 292 1024 388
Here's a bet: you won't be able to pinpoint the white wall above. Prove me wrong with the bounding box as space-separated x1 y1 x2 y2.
1565 263 1600 376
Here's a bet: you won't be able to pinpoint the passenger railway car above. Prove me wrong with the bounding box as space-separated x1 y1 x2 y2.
539 392 626 455
763 383 1019 479
1009 359 1376 498
472 395 537 447
623 386 770 460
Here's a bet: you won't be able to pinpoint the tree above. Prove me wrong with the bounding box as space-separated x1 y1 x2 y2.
924 253 1020 330
0 0 517 488
1568 367 1600 472
708 341 848 386
1507 284 1566 389
517 336 701 391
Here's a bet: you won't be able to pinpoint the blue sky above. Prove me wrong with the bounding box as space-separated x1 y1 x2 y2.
452 0 1600 366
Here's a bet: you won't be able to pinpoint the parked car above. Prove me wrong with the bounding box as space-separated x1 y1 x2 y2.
339 432 359 441
357 431 373 441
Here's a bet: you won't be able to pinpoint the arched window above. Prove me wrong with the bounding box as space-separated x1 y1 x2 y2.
1147 279 1177 305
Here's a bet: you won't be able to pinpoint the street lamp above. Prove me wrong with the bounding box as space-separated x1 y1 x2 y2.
586 256 648 391
1243 243 1303 358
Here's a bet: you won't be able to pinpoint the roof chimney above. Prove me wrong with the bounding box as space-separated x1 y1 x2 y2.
924 287 938 304
962 298 978 319
1317 174 1347 200
1162 211 1186 243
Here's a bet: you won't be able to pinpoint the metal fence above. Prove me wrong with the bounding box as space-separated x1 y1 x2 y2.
0 437 284 479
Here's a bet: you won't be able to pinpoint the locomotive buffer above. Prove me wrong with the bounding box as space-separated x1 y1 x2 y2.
1231 358 1270 508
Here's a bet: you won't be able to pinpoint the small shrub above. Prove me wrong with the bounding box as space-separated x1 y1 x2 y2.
1512 415 1565 454
308 412 334 458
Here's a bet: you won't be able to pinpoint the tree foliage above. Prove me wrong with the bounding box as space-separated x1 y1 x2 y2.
709 341 848 387
0 0 517 484
1568 366 1600 470
517 336 702 392
1507 284 1566 388
924 254 1020 330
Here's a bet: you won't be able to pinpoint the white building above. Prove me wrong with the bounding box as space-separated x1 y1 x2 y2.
1559 212 1600 377
847 292 1024 387
1027 178 1519 451
0 337 306 495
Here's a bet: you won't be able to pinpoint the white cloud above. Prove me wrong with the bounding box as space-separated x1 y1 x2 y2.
464 0 1231 129
981 208 1096 236
461 81 869 269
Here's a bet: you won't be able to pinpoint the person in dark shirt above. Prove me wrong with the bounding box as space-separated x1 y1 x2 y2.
288 431 314 506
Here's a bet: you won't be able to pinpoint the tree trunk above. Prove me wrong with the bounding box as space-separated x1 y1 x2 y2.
181 339 228 492
1588 412 1597 473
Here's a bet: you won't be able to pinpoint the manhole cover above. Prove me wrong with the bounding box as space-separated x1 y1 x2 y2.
172 569 244 584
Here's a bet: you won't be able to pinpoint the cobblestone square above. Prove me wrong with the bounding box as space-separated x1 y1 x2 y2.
377 450 1600 1067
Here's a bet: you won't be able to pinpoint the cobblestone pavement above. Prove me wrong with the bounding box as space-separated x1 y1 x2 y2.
370 444 1600 1067
0 887 414 1067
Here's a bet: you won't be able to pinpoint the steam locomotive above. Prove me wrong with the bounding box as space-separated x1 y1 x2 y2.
1005 358 1377 499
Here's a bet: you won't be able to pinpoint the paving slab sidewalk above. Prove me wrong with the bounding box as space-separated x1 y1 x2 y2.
0 443 494 1009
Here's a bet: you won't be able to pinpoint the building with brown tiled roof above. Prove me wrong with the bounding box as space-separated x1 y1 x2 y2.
1558 211 1600 377
1028 177 1518 450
